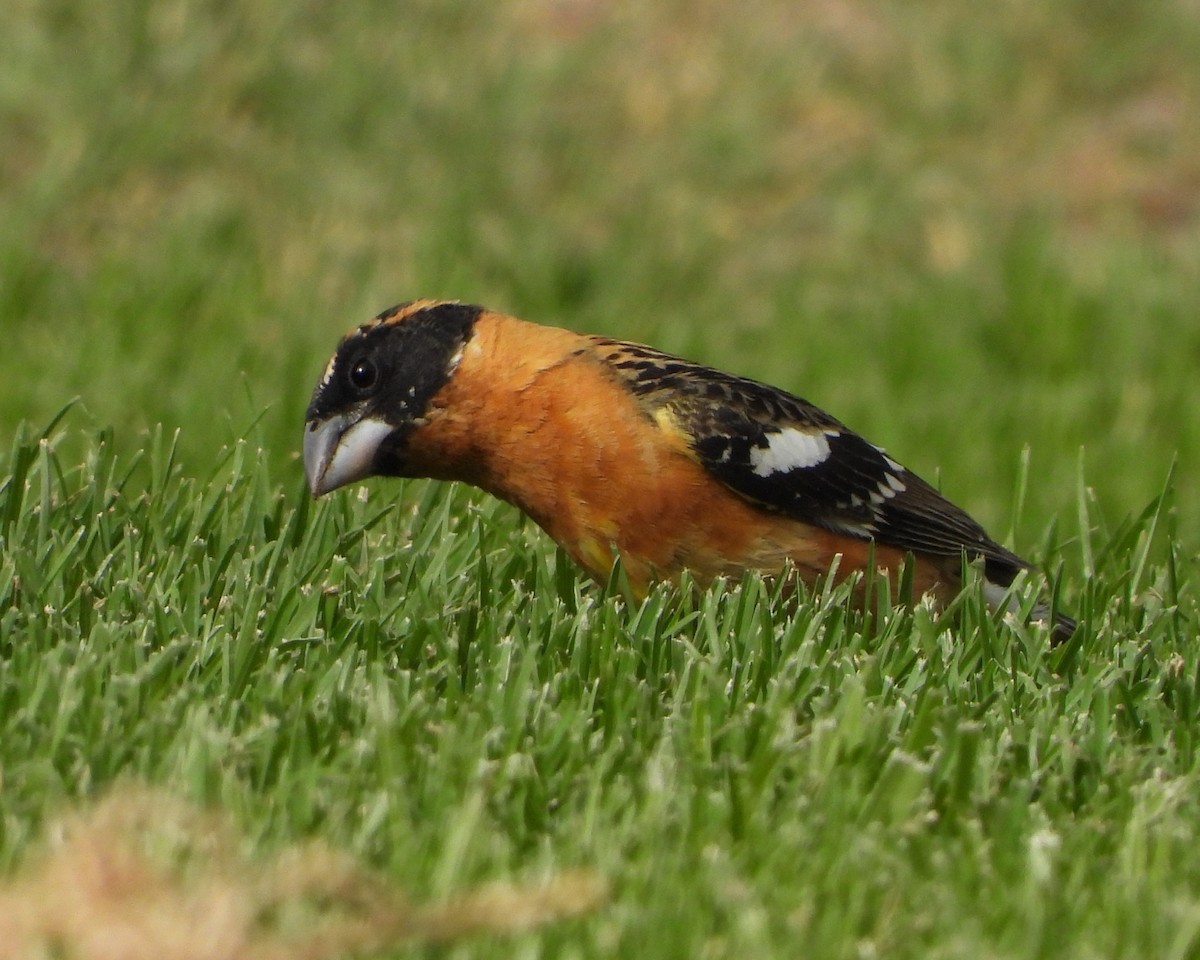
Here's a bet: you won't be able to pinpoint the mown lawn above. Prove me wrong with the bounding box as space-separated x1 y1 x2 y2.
2 1 1200 957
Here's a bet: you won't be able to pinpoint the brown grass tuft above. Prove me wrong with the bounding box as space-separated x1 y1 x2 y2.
0 787 605 960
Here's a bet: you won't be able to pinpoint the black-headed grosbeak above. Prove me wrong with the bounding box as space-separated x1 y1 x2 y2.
304 299 1074 638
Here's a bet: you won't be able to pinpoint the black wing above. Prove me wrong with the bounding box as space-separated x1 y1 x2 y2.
593 338 1028 585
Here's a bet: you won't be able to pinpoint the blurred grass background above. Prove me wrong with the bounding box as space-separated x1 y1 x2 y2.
4 0 1199 549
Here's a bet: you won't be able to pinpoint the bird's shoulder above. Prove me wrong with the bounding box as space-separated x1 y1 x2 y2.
582 336 841 434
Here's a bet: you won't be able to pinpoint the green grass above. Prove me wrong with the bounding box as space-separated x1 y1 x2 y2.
3 0 1200 956
1 412 1196 957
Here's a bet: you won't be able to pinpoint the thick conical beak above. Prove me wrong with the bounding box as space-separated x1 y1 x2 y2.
303 414 394 497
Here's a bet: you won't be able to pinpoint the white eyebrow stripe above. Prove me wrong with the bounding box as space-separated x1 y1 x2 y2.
318 355 337 390
749 428 832 476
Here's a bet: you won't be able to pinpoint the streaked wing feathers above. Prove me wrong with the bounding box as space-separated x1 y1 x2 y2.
591 337 1027 582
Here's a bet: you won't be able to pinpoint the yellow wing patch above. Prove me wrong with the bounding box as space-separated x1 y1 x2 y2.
652 406 699 460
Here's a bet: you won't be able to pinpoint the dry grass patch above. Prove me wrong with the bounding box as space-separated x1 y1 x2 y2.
0 787 605 960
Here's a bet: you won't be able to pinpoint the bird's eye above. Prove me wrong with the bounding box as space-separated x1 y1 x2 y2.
349 357 378 392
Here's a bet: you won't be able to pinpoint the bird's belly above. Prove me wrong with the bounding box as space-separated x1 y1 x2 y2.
523 453 949 602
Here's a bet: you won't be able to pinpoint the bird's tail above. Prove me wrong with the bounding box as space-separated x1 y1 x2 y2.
983 575 1076 642
1033 602 1076 643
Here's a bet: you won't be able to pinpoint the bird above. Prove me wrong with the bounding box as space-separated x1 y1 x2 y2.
303 299 1074 639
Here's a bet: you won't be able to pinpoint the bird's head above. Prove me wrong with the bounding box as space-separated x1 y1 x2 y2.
303 300 481 497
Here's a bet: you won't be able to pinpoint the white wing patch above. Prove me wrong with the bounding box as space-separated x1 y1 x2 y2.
834 519 879 538
874 445 904 474
868 470 908 505
750 428 837 477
